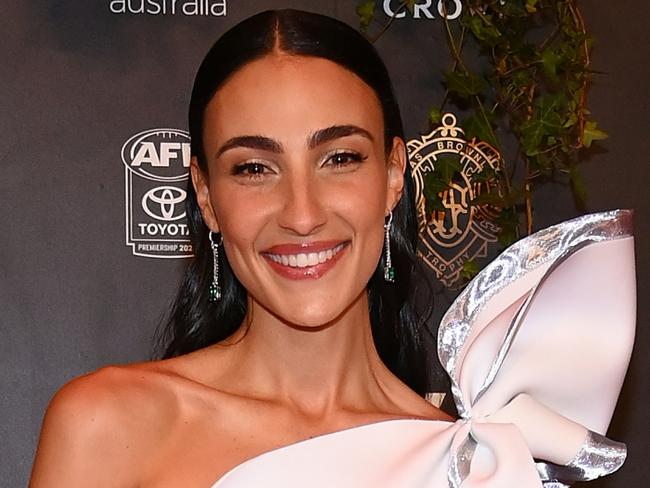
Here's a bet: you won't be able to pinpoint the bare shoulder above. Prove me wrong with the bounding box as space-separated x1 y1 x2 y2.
30 362 188 487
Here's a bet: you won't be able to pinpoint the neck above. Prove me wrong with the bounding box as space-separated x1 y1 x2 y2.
225 291 391 417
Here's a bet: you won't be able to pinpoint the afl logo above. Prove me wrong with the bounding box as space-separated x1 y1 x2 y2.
122 128 193 259
121 128 190 181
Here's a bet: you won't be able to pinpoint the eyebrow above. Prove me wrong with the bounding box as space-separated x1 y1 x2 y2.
308 125 374 149
214 124 374 158
215 135 281 158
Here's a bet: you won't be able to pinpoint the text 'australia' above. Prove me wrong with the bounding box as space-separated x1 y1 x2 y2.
109 0 227 16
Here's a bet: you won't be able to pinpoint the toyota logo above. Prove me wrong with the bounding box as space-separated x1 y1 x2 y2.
141 186 187 221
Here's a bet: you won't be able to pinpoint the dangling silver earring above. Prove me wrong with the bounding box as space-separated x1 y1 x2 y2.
383 211 395 283
208 231 223 302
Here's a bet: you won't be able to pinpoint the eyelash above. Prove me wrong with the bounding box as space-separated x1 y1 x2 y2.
325 151 367 168
230 151 367 179
231 161 270 178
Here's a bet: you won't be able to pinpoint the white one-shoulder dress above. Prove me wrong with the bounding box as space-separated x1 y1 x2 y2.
210 210 636 488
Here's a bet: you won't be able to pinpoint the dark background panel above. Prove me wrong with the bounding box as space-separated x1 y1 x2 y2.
0 1 647 486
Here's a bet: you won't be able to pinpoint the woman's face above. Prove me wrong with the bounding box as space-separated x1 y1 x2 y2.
192 54 405 327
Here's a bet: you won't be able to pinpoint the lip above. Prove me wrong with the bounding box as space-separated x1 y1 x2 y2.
261 240 350 280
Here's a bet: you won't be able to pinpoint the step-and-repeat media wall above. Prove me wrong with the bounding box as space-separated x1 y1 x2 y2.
2 1 648 486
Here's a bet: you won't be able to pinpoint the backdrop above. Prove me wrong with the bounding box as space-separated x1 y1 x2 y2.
1 1 648 486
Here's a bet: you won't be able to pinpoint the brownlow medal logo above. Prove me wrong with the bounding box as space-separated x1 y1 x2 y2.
408 113 503 287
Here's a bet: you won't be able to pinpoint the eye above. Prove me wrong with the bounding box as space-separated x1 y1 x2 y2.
325 151 367 169
231 161 273 178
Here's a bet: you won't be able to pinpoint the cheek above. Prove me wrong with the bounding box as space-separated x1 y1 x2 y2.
208 183 271 267
331 168 389 266
357 218 386 279
336 166 388 227
209 166 279 229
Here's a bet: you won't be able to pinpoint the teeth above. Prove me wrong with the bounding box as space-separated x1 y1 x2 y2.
267 243 346 268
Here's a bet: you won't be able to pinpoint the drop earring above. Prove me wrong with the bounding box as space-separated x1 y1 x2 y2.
208 230 223 302
383 211 395 283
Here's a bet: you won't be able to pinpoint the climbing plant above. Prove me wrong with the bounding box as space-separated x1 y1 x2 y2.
357 0 607 265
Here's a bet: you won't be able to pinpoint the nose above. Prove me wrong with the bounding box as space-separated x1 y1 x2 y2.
277 170 327 236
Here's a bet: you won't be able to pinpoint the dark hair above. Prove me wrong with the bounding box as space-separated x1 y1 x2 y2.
156 9 433 395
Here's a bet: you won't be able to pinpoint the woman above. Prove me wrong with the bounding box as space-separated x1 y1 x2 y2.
31 8 449 486
30 9 634 487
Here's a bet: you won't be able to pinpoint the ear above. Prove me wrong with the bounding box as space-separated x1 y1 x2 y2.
385 137 407 214
190 157 219 232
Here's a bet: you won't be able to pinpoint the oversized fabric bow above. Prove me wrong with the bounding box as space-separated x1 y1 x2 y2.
438 210 635 487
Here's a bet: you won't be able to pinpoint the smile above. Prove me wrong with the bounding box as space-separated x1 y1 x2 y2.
265 242 347 268
261 241 350 280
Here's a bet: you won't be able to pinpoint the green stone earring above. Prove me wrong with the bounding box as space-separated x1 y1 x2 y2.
208 231 223 302
383 211 395 283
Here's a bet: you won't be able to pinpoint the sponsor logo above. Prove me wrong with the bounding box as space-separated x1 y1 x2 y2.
383 0 462 20
408 113 502 286
109 0 226 16
141 186 187 221
122 128 193 258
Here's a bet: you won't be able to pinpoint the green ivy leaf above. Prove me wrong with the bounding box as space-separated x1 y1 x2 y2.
435 155 462 184
422 172 448 220
423 172 448 197
463 113 498 148
444 71 488 99
569 164 588 209
541 48 562 81
472 165 498 182
496 208 519 246
520 95 565 155
464 15 503 46
525 0 539 13
429 106 442 125
421 156 464 222
425 198 446 219
498 227 518 247
508 71 533 107
461 259 480 280
563 112 578 128
582 120 608 147
356 0 375 32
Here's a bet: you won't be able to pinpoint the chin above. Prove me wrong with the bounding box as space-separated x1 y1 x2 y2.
276 292 365 330
279 308 342 330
